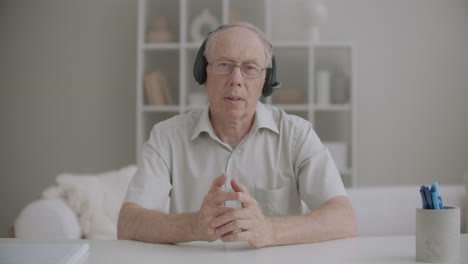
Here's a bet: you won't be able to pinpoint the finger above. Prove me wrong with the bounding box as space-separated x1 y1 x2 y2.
208 172 228 194
206 191 241 206
215 219 251 237
221 230 250 243
210 207 248 228
230 179 248 193
230 180 255 208
213 206 234 217
231 191 257 208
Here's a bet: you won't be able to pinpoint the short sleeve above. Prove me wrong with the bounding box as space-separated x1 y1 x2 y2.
124 127 172 211
295 126 347 211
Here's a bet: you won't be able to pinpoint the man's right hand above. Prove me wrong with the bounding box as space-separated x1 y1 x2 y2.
192 172 240 242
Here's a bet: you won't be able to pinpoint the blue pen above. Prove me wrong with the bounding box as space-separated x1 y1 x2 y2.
423 186 433 209
432 182 445 209
431 189 440 209
419 186 428 209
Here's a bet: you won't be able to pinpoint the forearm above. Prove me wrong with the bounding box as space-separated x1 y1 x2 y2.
117 202 198 243
268 196 358 246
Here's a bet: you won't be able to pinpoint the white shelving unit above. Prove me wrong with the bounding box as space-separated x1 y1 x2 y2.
136 0 357 187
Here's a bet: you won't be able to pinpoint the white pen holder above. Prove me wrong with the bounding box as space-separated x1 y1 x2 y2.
416 207 460 263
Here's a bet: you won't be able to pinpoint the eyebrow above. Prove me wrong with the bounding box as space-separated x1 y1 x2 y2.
215 57 262 65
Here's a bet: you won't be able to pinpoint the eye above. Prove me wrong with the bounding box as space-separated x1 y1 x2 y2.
243 64 260 73
215 61 232 71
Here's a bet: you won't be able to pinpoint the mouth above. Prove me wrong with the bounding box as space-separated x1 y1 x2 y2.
224 96 243 102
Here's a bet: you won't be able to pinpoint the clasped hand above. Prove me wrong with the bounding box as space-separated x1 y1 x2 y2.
194 172 273 248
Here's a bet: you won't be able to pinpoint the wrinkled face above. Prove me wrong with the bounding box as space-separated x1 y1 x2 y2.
204 27 266 121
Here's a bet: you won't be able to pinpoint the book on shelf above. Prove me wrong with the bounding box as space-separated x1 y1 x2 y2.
144 70 173 106
0 242 89 264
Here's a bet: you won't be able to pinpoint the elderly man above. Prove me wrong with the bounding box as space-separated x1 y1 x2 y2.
118 22 357 248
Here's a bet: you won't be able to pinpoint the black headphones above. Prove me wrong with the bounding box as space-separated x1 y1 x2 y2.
192 25 281 97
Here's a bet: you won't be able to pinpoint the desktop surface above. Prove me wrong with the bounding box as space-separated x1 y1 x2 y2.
1 235 467 264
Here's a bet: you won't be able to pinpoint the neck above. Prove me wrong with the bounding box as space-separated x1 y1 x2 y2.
209 111 255 149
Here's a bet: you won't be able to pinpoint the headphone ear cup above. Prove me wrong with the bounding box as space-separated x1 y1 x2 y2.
262 55 278 97
262 68 273 97
193 39 209 84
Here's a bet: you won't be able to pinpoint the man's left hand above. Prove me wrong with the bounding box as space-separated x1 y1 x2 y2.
210 180 274 248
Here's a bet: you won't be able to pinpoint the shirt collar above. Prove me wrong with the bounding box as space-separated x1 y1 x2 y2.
252 102 279 135
190 102 279 141
190 105 217 141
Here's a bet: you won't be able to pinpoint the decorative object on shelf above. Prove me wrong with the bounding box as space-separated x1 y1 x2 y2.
144 70 173 105
145 16 173 43
272 89 305 104
331 72 349 104
188 92 208 106
305 1 328 42
190 9 220 42
316 70 330 105
324 142 348 170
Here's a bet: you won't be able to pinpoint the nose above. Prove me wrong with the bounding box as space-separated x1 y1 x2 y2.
229 65 243 87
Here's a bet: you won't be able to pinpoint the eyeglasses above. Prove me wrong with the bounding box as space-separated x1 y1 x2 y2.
208 60 266 79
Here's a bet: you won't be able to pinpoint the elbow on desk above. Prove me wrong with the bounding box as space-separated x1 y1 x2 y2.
331 195 359 239
116 222 129 240
338 206 359 239
311 196 359 242
331 196 359 239
347 212 359 238
347 200 359 238
116 202 137 240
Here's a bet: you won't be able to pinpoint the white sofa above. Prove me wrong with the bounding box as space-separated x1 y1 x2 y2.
347 185 467 236
14 168 468 239
15 165 137 240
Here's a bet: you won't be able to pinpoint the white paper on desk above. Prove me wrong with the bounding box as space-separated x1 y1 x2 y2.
0 242 89 264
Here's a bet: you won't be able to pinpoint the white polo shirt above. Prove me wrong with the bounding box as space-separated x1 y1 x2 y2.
124 102 346 216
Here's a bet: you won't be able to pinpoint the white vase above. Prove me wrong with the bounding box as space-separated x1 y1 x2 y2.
307 1 328 42
316 71 330 105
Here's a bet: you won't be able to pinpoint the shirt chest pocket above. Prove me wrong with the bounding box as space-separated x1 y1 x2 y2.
250 185 293 216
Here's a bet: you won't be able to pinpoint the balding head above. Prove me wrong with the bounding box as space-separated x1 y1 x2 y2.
203 22 273 68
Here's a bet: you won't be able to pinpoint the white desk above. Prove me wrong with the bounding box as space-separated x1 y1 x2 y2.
2 235 467 264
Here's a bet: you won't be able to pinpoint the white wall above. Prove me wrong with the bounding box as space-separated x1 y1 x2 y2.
271 0 468 185
0 0 467 237
0 0 137 237
319 0 468 185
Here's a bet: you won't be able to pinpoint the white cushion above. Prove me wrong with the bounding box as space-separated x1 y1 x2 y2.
44 165 136 239
15 199 80 239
